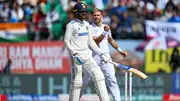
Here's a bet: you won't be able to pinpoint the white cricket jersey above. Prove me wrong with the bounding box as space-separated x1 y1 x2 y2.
64 19 102 57
90 23 111 54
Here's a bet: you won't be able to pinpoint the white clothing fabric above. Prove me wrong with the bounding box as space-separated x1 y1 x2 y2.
81 23 121 101
64 19 110 101
90 23 111 54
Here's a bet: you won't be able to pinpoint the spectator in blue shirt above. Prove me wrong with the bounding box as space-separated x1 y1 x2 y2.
168 11 180 22
116 11 132 39
111 1 127 19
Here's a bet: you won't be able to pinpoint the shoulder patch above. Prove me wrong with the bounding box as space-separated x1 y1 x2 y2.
70 20 76 24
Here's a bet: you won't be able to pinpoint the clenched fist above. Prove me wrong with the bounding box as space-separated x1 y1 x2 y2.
102 25 110 36
104 25 110 32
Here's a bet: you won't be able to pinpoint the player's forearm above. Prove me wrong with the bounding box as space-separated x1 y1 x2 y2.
109 38 123 52
93 34 105 45
109 38 119 49
89 34 102 55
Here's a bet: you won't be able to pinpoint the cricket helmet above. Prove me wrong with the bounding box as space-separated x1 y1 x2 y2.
73 2 88 14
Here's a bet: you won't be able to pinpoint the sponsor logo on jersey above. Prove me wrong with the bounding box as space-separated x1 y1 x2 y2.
78 32 88 36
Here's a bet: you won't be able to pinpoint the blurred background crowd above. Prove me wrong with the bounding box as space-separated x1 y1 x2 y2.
1 0 180 41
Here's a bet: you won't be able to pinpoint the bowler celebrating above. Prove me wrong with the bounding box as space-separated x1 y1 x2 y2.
81 8 128 101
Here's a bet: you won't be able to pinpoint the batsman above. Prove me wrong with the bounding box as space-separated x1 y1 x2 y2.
80 8 128 101
64 2 110 101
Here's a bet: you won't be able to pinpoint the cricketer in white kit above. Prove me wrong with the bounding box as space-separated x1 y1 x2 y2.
64 2 110 101
80 8 128 101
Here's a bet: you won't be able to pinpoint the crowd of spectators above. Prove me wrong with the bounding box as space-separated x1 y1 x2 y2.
0 0 180 41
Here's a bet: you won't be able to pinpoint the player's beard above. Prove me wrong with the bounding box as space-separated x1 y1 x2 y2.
79 12 87 20
94 19 102 26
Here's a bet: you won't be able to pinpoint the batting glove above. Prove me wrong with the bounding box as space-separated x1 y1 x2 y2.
100 53 107 63
72 53 84 65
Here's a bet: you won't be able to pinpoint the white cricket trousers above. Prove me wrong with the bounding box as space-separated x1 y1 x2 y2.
69 53 110 101
81 54 121 101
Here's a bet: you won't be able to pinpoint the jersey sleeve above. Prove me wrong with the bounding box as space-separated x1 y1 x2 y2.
64 23 76 55
88 25 102 55
90 25 96 37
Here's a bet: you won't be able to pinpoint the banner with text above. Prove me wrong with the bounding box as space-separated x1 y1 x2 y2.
145 47 180 73
145 20 180 41
0 41 70 74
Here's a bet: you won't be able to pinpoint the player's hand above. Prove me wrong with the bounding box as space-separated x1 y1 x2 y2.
104 25 110 32
72 53 84 65
100 53 107 63
119 51 128 57
102 25 110 36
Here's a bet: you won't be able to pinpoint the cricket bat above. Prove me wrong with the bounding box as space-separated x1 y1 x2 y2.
107 60 148 79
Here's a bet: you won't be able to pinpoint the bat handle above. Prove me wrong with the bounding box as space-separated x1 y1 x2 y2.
106 60 118 66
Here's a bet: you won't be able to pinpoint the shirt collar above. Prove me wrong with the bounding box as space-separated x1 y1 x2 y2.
92 22 102 27
74 18 84 23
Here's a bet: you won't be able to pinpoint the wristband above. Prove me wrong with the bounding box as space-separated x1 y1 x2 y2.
117 47 123 52
102 31 108 36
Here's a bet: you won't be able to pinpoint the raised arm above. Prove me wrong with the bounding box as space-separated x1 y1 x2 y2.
93 25 109 45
